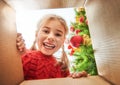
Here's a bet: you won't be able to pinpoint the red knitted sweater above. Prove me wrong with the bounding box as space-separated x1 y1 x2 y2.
21 50 70 80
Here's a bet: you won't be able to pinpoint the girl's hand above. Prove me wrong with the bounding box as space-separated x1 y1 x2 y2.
16 33 26 52
69 71 88 78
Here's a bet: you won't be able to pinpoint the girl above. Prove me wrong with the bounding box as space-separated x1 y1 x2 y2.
17 14 87 80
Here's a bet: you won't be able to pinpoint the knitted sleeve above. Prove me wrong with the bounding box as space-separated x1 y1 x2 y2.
61 68 70 77
22 53 35 79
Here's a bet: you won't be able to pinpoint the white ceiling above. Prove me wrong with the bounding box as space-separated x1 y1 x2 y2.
3 0 85 11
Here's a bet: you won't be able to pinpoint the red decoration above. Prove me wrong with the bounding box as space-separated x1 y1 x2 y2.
75 29 81 34
70 48 75 56
86 20 88 25
68 44 73 49
70 27 75 32
79 16 84 23
70 35 83 47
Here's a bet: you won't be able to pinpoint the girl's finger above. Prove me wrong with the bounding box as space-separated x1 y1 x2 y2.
17 39 25 46
16 34 23 42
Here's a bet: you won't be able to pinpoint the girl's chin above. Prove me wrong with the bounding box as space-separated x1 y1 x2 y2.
41 50 54 55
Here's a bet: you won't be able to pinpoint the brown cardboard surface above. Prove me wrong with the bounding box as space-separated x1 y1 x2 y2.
0 0 120 85
20 76 110 85
0 0 24 85
85 0 120 85
4 0 85 10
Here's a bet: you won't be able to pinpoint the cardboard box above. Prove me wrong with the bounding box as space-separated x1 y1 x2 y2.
0 0 120 85
20 76 110 85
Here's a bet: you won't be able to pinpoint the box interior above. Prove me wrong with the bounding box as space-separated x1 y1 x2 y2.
0 0 120 85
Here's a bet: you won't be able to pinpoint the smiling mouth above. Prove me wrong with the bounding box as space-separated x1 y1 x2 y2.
43 42 55 50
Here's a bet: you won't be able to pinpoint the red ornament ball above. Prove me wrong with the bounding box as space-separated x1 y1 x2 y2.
79 16 84 23
70 35 83 47
75 29 81 34
70 27 75 32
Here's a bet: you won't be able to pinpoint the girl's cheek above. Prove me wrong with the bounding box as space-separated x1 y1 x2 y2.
57 38 65 45
56 38 63 42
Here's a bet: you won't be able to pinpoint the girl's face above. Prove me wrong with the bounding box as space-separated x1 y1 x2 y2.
36 19 66 55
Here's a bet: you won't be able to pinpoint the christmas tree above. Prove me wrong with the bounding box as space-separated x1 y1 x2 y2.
68 7 98 75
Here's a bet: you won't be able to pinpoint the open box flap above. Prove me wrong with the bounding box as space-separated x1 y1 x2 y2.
0 1 24 85
20 76 110 85
85 0 120 85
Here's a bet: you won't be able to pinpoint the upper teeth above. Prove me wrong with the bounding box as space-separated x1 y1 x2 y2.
44 43 55 49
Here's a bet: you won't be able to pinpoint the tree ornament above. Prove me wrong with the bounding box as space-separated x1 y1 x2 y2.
79 16 84 23
70 35 83 47
75 29 81 34
70 26 75 32
77 7 85 12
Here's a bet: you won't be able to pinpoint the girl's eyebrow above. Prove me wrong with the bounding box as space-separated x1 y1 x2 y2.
56 29 63 34
43 26 50 29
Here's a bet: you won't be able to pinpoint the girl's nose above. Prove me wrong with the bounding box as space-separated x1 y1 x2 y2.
47 33 55 42
48 38 54 42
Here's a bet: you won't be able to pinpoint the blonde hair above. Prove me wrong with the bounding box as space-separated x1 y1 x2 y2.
37 14 68 35
30 14 69 70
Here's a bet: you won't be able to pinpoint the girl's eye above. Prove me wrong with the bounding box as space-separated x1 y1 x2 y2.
43 30 49 34
55 33 62 37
